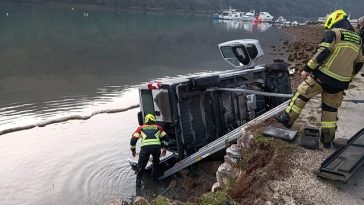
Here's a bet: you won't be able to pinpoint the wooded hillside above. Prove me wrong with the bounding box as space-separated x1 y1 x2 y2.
1 0 363 18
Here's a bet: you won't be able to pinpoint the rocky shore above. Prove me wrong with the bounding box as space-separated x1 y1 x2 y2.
124 25 364 205
212 25 364 205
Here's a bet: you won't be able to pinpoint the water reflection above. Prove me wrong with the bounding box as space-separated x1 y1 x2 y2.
0 4 290 134
0 5 246 133
213 19 273 32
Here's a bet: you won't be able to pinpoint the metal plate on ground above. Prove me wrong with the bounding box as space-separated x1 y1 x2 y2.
263 126 297 141
318 128 364 182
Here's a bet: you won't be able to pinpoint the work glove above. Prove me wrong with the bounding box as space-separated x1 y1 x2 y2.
161 148 167 157
301 70 310 79
131 148 136 157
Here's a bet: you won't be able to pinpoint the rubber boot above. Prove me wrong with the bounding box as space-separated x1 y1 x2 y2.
275 112 292 128
136 167 144 188
320 134 332 149
136 177 142 188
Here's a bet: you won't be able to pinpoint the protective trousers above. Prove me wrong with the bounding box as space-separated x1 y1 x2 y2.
136 147 161 186
285 76 343 143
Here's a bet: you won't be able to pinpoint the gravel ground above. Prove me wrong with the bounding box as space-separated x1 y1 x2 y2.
268 26 364 205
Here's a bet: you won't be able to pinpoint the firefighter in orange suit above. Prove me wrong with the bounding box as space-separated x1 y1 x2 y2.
276 10 364 148
130 114 168 187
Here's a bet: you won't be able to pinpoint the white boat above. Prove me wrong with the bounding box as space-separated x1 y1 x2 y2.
213 13 220 19
274 16 286 24
291 21 299 26
221 8 236 20
318 17 326 23
258 12 274 22
283 21 291 26
348 14 358 25
222 11 232 20
318 14 329 23
231 11 244 20
350 19 358 27
215 8 245 21
242 10 256 21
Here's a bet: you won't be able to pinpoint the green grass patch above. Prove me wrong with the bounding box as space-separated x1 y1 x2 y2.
197 189 236 205
152 195 169 205
254 135 273 146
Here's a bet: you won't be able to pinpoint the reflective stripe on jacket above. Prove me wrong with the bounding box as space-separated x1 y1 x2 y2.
307 28 363 82
130 124 168 149
320 29 362 81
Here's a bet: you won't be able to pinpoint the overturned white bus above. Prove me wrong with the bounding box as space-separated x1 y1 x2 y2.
133 39 292 178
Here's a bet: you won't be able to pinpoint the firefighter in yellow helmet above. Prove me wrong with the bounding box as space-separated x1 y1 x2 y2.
276 10 364 148
130 113 168 187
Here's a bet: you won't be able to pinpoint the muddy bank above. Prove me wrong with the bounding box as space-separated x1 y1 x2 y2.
283 25 324 89
162 160 223 202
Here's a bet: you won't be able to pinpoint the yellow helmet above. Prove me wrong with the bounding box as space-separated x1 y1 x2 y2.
144 114 156 124
324 9 348 29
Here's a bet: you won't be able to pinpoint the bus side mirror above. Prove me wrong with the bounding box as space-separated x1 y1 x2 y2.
218 39 264 69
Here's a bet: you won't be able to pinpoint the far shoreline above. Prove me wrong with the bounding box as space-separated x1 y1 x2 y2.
0 2 214 16
0 2 319 21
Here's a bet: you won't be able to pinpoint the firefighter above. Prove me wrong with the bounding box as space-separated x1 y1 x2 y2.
359 16 364 77
357 16 364 40
130 113 168 187
276 10 364 148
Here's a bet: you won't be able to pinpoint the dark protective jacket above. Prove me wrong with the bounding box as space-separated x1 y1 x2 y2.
303 28 364 91
359 27 364 42
130 123 168 151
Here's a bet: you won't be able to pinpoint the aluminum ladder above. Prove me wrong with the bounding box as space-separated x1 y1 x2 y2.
159 100 289 180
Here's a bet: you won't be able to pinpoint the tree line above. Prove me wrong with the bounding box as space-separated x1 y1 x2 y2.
1 0 363 18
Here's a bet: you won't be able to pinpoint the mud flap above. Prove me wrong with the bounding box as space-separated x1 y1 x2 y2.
318 128 364 182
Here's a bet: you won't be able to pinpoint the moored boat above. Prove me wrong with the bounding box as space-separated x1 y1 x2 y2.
318 13 329 23
242 10 255 21
231 11 244 20
274 16 286 24
258 12 274 22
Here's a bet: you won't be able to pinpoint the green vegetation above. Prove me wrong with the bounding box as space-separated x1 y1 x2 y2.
239 135 273 170
1 0 364 18
197 189 236 205
253 134 273 146
152 195 169 205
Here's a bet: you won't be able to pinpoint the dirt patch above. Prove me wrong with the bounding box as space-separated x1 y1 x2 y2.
284 25 324 44
283 25 324 90
245 118 281 135
162 160 222 203
228 130 295 205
